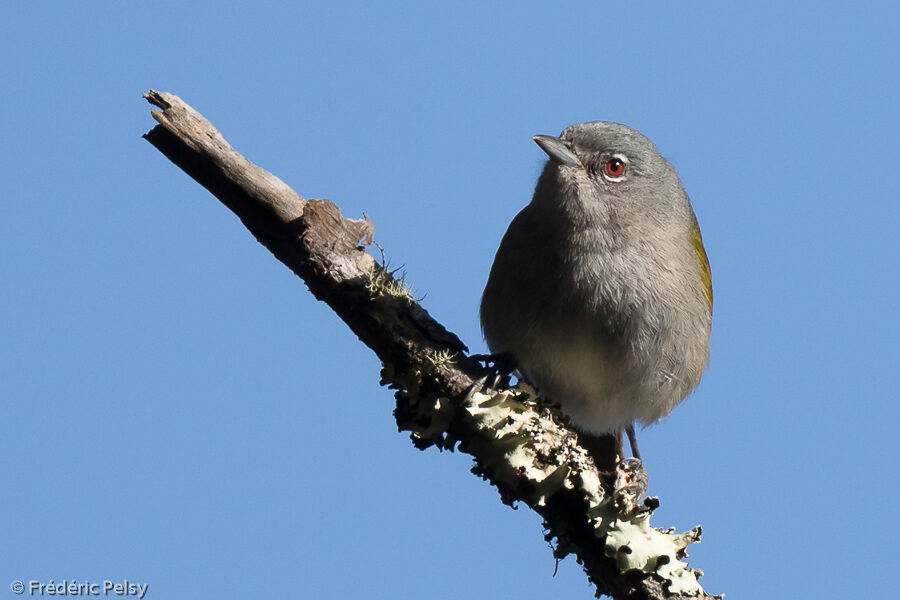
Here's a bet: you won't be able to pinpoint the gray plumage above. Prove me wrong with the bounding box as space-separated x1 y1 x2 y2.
480 122 712 438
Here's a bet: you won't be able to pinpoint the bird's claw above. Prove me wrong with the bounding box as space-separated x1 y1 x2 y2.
618 457 644 472
469 352 517 391
613 456 648 505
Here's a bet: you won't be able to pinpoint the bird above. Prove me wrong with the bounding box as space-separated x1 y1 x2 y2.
479 121 712 468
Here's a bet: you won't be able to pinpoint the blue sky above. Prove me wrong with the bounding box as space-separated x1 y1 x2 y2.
1 2 897 598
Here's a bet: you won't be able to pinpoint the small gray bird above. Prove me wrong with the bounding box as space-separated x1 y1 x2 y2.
480 122 712 463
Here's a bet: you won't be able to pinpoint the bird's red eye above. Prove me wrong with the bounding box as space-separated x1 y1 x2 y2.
604 158 626 179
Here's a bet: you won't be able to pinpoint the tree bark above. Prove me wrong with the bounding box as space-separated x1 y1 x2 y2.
141 90 720 600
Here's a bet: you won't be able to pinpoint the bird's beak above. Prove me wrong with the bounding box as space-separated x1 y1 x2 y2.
533 135 580 167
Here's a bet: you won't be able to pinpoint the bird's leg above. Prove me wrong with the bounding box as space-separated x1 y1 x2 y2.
625 423 642 462
615 428 625 462
613 422 648 503
619 423 645 475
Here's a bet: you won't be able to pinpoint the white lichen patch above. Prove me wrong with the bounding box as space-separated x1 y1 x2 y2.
465 387 570 506
462 382 704 595
605 513 703 595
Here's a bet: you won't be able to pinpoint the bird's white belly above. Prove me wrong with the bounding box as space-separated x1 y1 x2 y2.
514 322 688 434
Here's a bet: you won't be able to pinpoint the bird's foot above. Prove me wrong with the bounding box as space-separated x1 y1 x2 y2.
468 352 517 391
613 456 649 507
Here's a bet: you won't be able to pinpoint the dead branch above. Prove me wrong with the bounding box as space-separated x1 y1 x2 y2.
142 90 719 600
